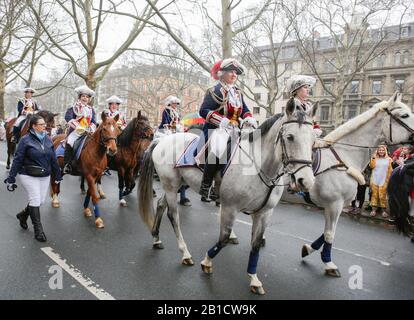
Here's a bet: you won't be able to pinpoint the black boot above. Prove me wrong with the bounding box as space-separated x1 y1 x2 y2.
28 206 47 242
11 126 20 143
199 164 216 202
16 205 29 230
63 144 74 174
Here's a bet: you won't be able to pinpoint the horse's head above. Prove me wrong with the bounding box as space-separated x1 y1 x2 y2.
100 111 121 156
279 98 317 192
378 91 414 144
135 111 154 141
37 110 58 135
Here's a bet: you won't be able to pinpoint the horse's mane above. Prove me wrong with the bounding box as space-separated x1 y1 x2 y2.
248 107 306 143
118 114 149 147
324 101 387 143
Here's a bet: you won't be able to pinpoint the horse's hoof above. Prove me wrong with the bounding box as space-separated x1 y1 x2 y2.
99 193 106 199
95 217 105 229
120 199 127 207
52 201 60 208
261 238 266 247
153 242 164 250
182 258 194 266
228 237 239 245
250 286 265 295
201 263 213 274
325 268 341 277
6 165 10 170
83 208 92 218
301 245 309 258
80 190 86 195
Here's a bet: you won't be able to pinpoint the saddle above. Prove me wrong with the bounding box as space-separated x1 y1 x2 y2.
175 135 239 177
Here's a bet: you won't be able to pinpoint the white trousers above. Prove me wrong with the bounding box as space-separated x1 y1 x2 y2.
19 175 50 207
14 115 27 127
67 130 82 147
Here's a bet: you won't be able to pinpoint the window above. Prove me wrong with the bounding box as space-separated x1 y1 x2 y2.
401 26 410 38
395 51 401 66
372 80 382 95
253 107 260 114
321 106 330 121
285 63 292 71
395 79 405 92
323 81 332 95
349 80 359 94
254 93 261 101
403 50 410 65
255 79 262 87
348 106 357 119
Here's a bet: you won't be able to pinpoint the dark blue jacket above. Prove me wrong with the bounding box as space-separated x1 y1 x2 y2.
64 105 97 134
199 83 252 140
9 130 62 180
17 100 40 116
159 108 176 129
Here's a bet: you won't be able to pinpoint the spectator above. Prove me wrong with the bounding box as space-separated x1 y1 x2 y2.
346 164 371 215
369 145 393 218
392 145 412 168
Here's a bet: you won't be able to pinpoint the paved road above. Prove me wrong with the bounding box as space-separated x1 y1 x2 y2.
0 141 413 300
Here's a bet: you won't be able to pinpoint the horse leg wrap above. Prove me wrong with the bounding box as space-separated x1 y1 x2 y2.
94 204 101 218
83 195 90 208
247 251 260 275
118 189 124 201
311 234 325 251
321 241 332 263
207 242 223 259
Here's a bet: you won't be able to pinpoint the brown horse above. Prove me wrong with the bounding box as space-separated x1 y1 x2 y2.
110 111 154 206
5 110 57 169
51 112 120 228
79 112 153 204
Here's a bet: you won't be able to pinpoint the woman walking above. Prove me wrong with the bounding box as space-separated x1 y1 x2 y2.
4 115 62 242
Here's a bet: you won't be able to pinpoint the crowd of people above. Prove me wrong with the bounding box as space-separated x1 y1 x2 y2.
346 144 414 218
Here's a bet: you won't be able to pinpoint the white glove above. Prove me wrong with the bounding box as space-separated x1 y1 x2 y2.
219 117 230 129
242 117 258 128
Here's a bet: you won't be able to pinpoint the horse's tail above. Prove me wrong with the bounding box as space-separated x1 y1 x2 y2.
138 140 159 232
387 167 412 236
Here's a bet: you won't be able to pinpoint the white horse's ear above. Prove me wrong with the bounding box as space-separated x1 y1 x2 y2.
286 98 295 117
308 101 319 118
388 91 399 105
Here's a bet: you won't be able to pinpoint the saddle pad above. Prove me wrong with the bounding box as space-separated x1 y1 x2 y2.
56 141 65 158
74 135 88 160
175 137 200 168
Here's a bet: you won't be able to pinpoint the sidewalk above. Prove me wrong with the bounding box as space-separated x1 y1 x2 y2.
280 192 395 231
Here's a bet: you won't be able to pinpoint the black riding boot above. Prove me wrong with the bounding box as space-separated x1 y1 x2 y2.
199 163 217 202
11 126 20 143
63 144 74 174
16 205 29 230
28 206 47 242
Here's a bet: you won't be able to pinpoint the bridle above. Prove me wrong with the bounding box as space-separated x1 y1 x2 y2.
276 120 314 179
384 108 414 143
136 124 154 141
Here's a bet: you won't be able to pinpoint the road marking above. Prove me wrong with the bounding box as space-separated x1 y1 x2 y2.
210 212 391 267
41 247 115 300
0 161 7 167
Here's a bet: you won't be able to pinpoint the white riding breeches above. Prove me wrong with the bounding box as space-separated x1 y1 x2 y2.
19 174 50 207
67 130 82 147
14 115 27 127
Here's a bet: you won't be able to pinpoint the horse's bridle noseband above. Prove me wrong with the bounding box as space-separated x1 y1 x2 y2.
384 108 414 143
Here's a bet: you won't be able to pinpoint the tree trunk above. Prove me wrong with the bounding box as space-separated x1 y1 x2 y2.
333 95 344 128
0 65 6 119
221 0 232 58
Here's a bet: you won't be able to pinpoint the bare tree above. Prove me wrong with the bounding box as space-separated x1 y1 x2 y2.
0 0 35 118
27 0 158 94
234 1 303 116
289 0 413 127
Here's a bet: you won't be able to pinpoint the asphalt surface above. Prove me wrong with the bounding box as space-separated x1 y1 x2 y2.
0 140 413 300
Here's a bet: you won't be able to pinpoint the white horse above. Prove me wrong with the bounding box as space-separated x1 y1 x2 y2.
138 100 317 295
299 92 414 276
